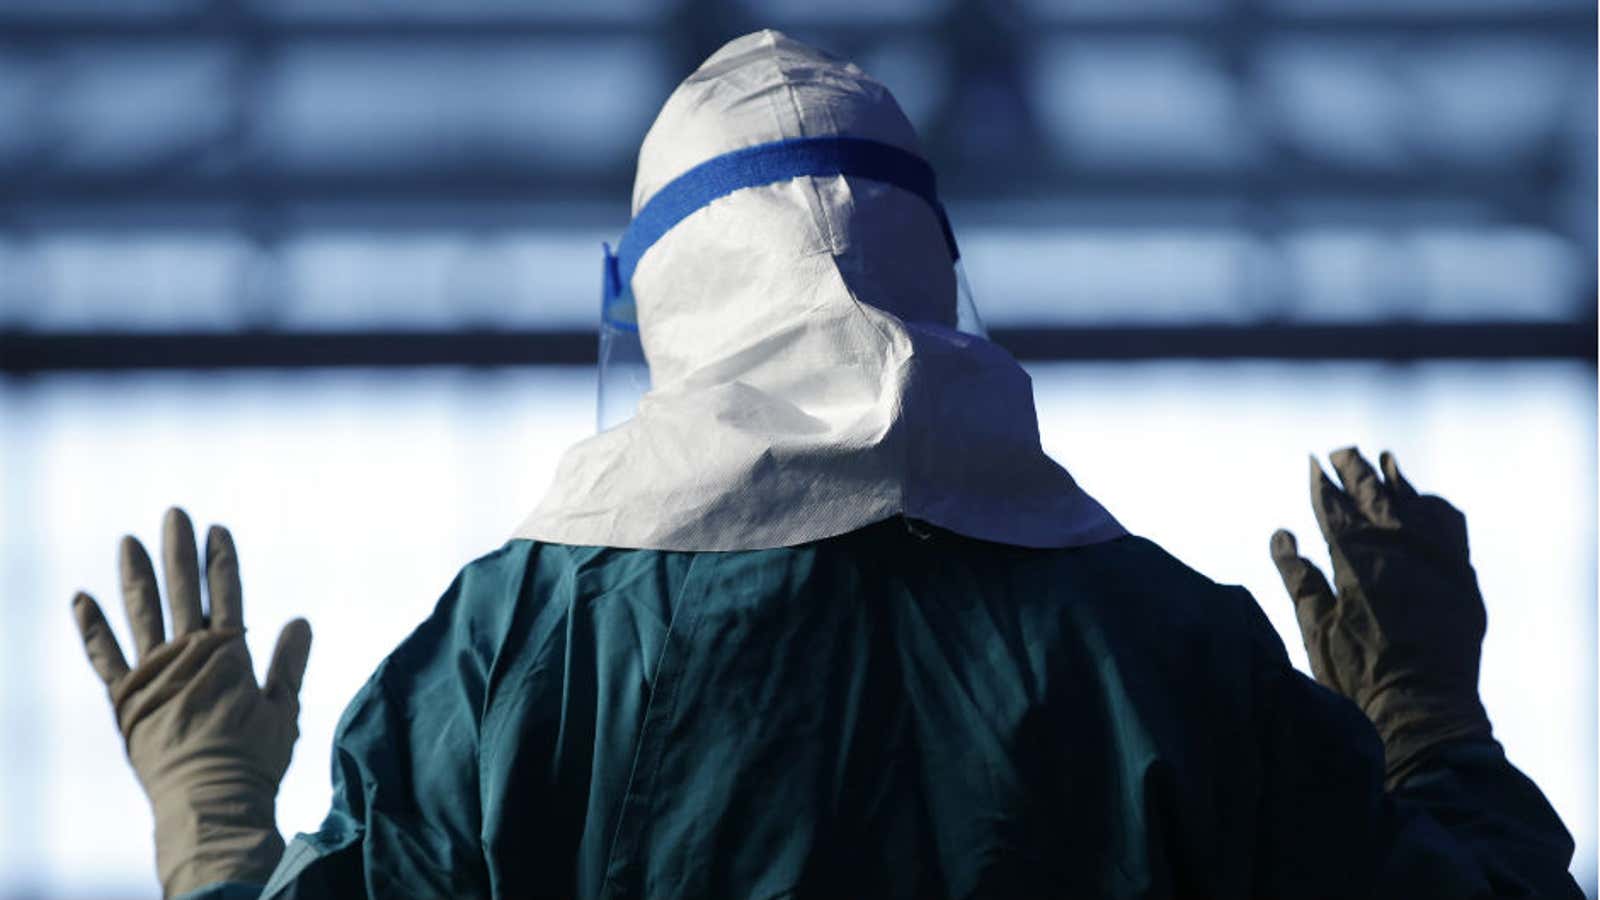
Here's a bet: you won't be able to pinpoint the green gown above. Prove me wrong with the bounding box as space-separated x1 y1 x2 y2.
187 519 1580 899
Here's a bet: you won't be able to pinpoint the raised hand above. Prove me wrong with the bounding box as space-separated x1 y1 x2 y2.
73 507 311 897
1270 448 1491 787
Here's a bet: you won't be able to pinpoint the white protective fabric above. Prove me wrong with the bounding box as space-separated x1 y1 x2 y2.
514 29 1125 551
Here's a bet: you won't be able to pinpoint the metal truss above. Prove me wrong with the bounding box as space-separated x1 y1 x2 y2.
2 322 1591 375
0 0 1594 368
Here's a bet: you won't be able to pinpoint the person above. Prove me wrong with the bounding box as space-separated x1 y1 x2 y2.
72 31 1581 899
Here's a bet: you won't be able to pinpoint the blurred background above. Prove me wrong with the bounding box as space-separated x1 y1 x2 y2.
0 0 1594 897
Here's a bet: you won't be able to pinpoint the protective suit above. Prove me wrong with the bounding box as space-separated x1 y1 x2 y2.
75 30 1580 900
519 29 1121 552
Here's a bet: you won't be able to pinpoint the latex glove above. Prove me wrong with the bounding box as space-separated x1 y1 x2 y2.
1270 448 1491 787
72 508 312 898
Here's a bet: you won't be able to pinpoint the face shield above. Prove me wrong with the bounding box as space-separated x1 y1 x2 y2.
597 136 985 432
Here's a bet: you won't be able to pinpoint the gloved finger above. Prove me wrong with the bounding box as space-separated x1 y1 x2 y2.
1270 529 1344 693
71 592 131 686
1270 529 1338 624
1379 450 1418 500
205 525 244 631
263 618 313 705
161 507 206 637
119 535 166 660
1329 446 1394 526
1308 455 1363 539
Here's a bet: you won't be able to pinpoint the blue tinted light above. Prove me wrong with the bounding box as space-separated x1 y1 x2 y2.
1030 38 1258 168
258 41 670 171
51 43 234 173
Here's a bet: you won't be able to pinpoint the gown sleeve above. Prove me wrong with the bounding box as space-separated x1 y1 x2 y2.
248 544 533 900
1237 585 1582 899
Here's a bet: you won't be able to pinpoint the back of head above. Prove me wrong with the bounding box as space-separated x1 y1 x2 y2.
517 31 1122 553
626 30 958 388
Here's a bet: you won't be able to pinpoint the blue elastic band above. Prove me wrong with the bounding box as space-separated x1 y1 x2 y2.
608 136 958 301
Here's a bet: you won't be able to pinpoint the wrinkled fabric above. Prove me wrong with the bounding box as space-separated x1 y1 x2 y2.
177 883 269 900
121 630 292 896
189 521 1576 899
517 30 1123 551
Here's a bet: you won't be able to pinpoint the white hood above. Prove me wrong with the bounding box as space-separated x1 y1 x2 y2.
514 30 1124 551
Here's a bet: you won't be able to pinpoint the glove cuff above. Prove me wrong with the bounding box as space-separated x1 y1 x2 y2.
1369 694 1493 790
153 780 284 898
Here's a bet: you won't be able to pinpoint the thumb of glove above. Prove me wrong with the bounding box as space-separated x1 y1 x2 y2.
263 618 313 711
1271 528 1344 695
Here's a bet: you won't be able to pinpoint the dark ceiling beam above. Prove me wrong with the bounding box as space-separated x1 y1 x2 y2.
0 166 1564 206
2 322 1593 374
0 13 1593 41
